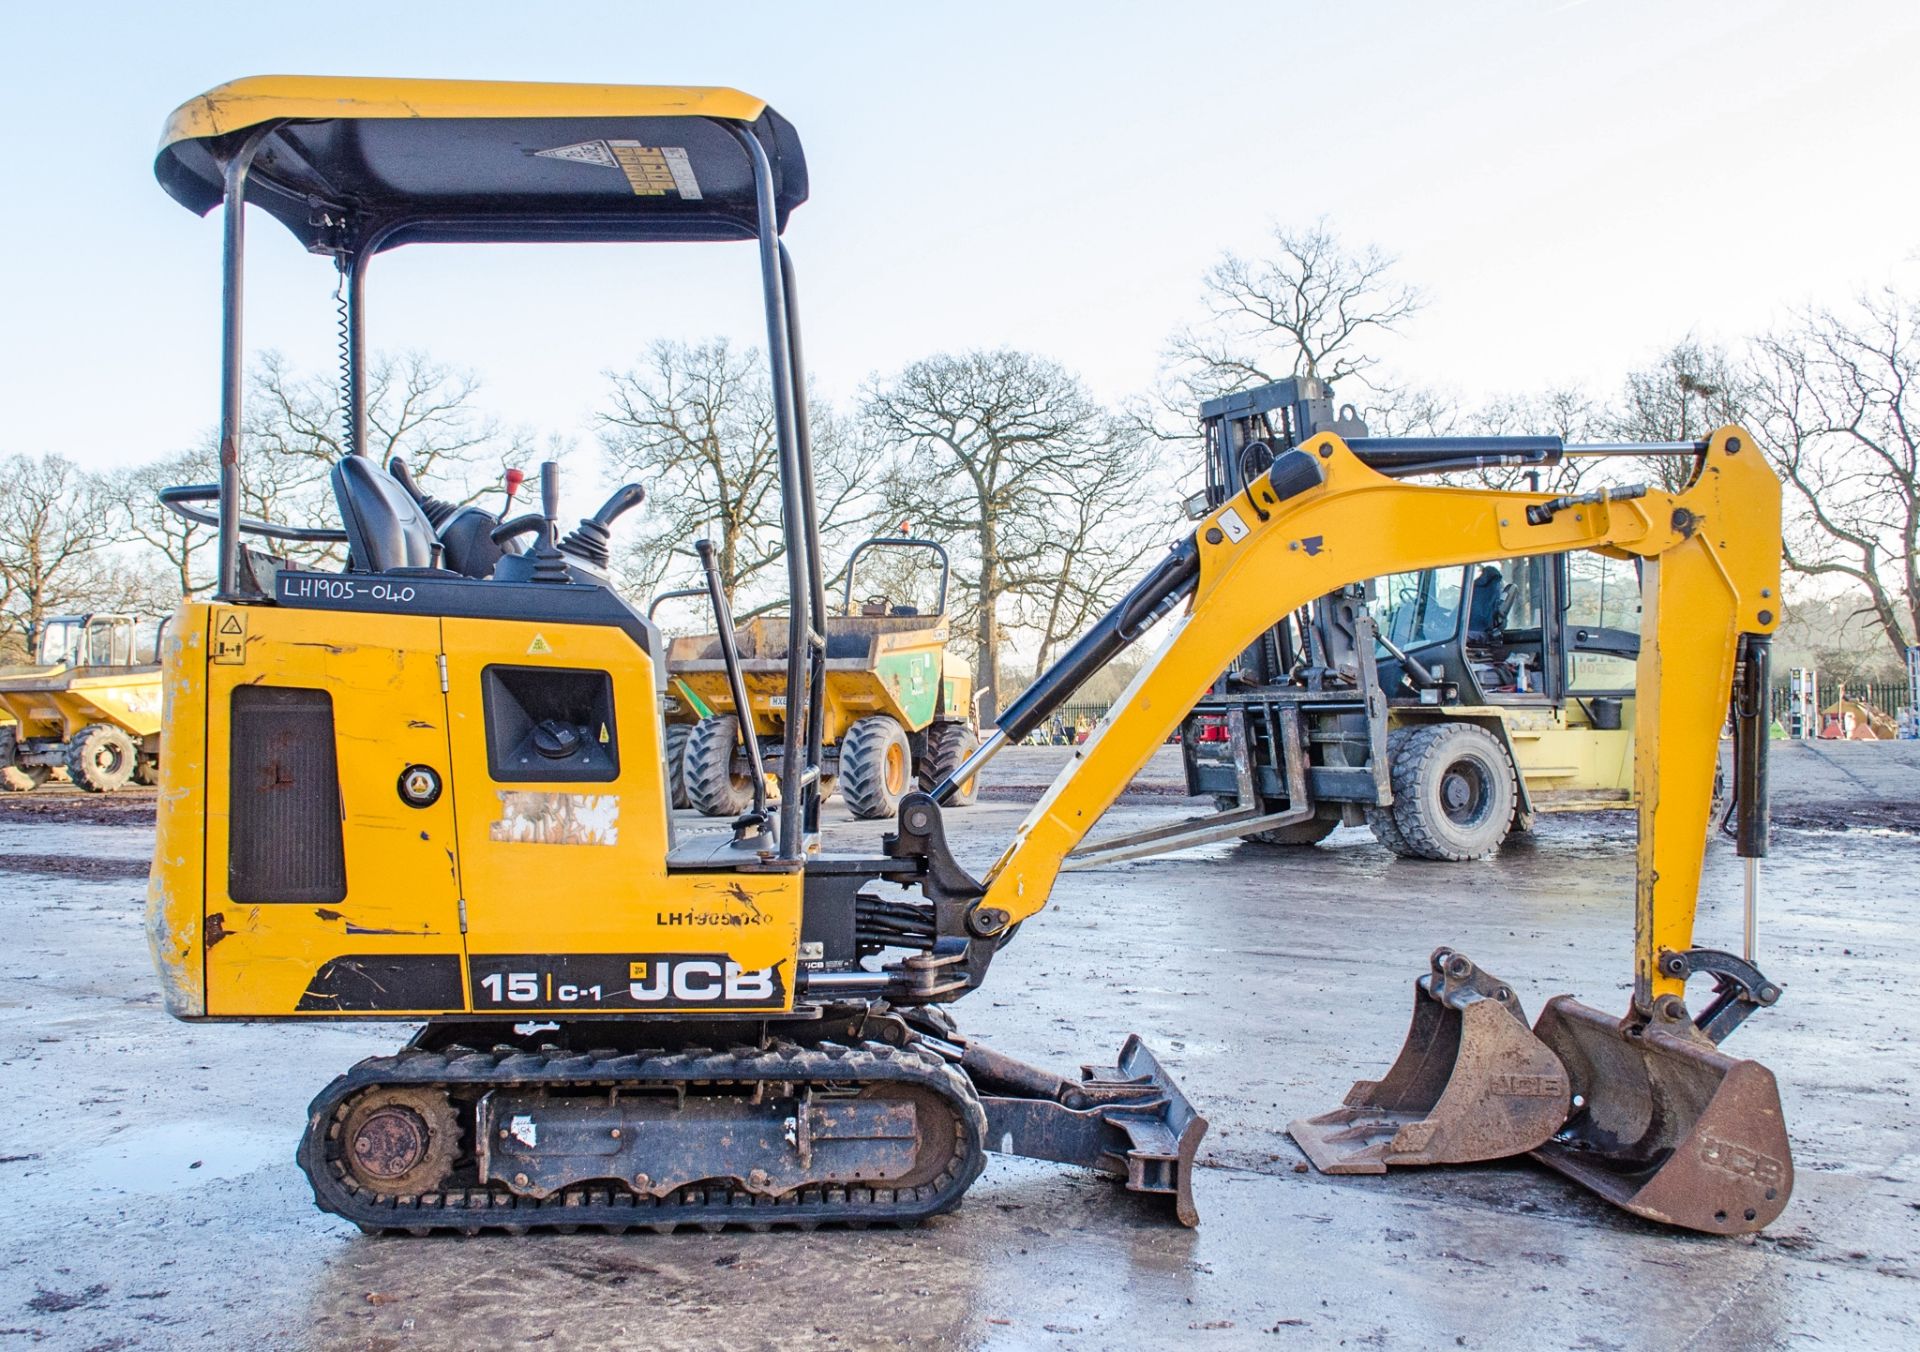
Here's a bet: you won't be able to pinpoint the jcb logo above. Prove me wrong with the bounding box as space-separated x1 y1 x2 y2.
629 959 776 1004
1697 1133 1787 1188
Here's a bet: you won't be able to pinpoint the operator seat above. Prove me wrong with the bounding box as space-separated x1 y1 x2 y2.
330 456 436 572
1466 565 1511 647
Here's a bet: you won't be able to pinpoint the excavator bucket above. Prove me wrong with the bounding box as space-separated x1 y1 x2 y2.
1528 994 1792 1234
1290 949 1570 1173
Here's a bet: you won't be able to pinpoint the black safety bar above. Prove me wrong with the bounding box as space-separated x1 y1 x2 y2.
841 536 952 617
645 586 714 623
159 482 348 544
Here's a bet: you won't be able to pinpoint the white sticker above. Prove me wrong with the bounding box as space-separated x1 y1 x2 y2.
1217 507 1250 543
661 146 703 200
509 1114 538 1147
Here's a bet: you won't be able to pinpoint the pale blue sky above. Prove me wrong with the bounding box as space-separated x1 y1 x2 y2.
4 0 1917 473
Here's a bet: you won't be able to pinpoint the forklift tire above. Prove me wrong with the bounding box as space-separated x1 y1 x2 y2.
841 716 913 820
684 716 754 817
663 723 692 809
919 721 980 806
1376 722 1516 861
1249 813 1340 846
67 724 138 793
1213 796 1339 846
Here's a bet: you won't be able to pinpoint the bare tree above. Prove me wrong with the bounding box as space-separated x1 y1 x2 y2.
120 450 218 597
1748 290 1920 663
1134 219 1426 486
0 454 118 655
1606 338 1750 491
600 339 869 610
241 350 513 565
863 350 1166 713
1168 219 1424 395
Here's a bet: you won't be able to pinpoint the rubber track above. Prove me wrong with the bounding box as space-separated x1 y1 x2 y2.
298 1039 988 1235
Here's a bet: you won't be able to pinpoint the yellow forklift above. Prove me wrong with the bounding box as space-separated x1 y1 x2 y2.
148 75 1791 1238
1072 380 1650 867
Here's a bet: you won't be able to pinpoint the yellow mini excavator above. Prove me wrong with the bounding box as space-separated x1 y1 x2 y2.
148 76 1791 1237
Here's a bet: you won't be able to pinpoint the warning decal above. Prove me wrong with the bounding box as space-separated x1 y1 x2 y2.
534 141 702 199
527 633 553 656
534 140 618 169
212 610 247 665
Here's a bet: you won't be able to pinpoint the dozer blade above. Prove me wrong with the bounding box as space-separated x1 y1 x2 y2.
959 1034 1207 1226
1529 994 1792 1235
1289 949 1570 1173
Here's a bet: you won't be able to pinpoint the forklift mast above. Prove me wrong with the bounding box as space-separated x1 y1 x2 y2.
1197 379 1370 686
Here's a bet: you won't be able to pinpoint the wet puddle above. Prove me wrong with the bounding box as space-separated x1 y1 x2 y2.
71 1121 284 1196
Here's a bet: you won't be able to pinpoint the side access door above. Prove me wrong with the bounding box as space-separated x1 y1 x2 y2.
202 605 468 1017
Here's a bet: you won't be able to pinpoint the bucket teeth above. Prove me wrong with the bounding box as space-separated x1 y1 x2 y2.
1528 995 1793 1235
1289 949 1571 1174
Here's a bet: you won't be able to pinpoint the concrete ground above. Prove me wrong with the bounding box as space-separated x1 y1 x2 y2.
0 742 1915 1350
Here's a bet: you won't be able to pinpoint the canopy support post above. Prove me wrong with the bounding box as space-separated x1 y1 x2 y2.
725 122 815 865
348 247 370 458
215 123 277 601
779 242 829 837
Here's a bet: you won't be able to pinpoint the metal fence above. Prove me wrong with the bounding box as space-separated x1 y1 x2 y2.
1771 680 1911 715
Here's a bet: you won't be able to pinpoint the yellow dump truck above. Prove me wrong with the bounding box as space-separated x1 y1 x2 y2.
0 614 167 791
669 536 979 819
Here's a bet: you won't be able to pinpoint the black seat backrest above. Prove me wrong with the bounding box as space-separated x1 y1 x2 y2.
331 457 436 572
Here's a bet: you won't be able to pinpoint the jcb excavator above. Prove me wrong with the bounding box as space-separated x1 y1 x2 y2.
148 76 1791 1238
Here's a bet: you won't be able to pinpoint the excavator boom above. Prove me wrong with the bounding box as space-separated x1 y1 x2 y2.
957 427 1788 1233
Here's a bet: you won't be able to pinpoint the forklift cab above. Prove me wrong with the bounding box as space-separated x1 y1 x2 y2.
1370 552 1641 707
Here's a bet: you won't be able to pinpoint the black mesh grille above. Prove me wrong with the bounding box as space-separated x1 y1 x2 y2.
228 686 347 904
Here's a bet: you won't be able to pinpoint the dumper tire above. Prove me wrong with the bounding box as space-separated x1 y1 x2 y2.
133 750 160 787
1378 722 1516 861
67 723 138 793
684 716 755 818
663 723 693 809
919 721 980 806
0 729 42 792
0 764 50 792
841 716 913 820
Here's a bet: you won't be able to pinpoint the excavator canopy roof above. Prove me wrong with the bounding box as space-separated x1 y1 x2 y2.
155 76 808 252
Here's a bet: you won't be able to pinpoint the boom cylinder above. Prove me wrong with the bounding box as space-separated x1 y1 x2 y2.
1733 633 1772 860
929 448 1327 803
